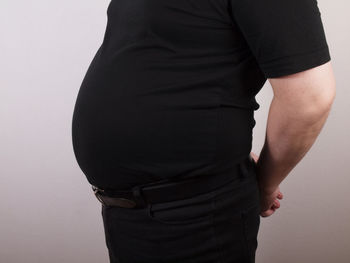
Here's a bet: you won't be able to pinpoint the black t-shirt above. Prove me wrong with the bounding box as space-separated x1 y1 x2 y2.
72 0 331 190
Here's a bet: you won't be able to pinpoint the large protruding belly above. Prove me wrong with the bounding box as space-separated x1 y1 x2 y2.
71 56 254 190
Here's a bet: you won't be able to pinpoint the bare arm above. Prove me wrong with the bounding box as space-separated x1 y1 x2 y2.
256 61 336 195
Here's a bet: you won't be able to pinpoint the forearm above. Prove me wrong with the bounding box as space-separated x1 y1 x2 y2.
256 96 332 194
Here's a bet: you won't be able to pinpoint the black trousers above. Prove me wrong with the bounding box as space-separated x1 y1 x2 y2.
101 164 261 263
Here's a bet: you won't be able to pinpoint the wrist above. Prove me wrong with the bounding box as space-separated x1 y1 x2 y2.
256 175 277 194
259 185 276 195
255 158 279 195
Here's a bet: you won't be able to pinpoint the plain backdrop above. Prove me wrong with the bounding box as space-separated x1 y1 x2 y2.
1 0 349 262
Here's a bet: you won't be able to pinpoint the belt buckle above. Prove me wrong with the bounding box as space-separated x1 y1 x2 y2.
92 185 138 208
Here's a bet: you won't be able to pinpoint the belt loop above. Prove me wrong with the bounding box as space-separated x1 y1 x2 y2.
131 185 147 208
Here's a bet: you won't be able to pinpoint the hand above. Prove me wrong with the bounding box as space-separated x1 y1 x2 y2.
250 151 259 163
250 152 284 218
259 185 283 217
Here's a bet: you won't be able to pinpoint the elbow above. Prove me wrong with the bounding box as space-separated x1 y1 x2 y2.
299 84 336 124
314 66 337 113
272 83 336 126
270 62 337 123
313 82 336 114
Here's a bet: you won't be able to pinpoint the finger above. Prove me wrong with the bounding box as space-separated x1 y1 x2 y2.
250 154 258 163
271 204 279 211
277 192 283 199
273 199 280 208
260 209 274 217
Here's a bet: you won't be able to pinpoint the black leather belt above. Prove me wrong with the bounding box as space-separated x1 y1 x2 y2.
92 155 257 209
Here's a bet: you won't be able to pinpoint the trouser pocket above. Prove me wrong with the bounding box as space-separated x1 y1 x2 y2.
147 187 218 225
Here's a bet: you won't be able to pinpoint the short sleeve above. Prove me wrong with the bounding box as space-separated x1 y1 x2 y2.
228 0 331 78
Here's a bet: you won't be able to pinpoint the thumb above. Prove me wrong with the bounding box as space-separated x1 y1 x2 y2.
250 152 259 162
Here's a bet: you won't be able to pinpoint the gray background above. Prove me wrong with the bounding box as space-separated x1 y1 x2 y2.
1 0 349 262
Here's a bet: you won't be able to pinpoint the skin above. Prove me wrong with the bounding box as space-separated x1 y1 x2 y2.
250 61 336 218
